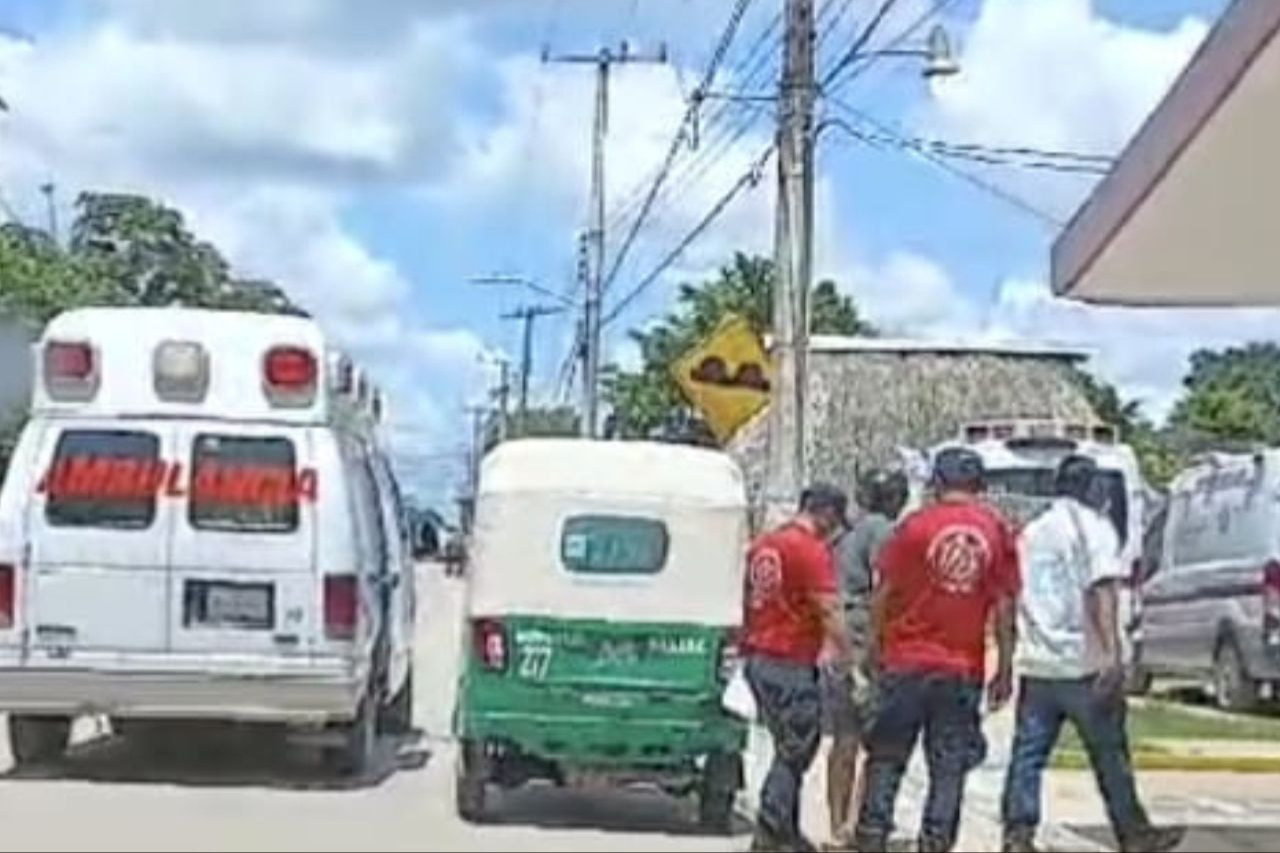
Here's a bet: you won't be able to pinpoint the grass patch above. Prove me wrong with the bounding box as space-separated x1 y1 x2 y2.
1049 701 1280 772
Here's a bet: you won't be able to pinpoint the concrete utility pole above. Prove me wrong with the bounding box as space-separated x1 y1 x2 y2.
491 359 512 443
465 404 488 512
544 42 667 438
502 304 566 436
765 0 817 523
39 182 57 243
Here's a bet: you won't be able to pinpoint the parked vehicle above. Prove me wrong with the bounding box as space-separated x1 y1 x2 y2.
1141 451 1280 710
453 438 749 831
0 307 415 773
914 419 1151 669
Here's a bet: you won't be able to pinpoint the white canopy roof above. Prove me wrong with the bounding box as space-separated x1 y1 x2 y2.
1053 0 1280 305
479 438 748 509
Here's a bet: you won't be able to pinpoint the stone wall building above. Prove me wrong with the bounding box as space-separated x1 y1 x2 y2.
729 336 1099 499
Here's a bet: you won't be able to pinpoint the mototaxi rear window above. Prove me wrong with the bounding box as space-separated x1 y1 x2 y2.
45 430 161 530
560 515 669 576
189 435 299 534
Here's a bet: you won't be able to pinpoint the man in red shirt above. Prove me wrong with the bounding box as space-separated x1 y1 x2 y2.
854 448 1020 853
744 484 855 852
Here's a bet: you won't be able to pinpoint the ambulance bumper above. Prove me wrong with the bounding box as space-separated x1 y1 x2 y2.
0 656 368 723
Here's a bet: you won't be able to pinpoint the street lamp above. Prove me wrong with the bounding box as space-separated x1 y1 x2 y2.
858 25 960 79
470 274 578 308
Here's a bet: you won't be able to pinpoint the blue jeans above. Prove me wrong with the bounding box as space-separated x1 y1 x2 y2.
1002 677 1149 837
746 655 822 843
857 671 986 851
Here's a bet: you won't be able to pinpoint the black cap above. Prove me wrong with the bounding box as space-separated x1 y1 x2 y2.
799 482 851 525
857 468 910 517
932 447 986 491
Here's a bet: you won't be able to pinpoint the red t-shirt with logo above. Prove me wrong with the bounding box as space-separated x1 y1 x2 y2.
877 499 1020 680
742 521 838 665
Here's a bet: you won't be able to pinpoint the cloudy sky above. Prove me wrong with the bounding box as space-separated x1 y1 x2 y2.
1 0 1271 506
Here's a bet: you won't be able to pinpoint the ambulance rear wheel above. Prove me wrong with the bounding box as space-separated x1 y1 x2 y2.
380 668 414 736
8 715 71 767
326 691 376 777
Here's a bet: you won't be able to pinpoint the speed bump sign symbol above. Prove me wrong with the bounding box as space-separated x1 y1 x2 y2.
672 314 772 443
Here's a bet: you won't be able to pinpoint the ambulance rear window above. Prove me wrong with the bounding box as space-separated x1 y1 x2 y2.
46 430 161 529
189 435 299 534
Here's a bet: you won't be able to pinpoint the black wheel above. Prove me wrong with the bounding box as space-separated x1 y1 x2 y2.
325 690 376 777
698 751 742 834
455 739 489 823
8 715 71 767
380 668 414 736
1215 638 1260 713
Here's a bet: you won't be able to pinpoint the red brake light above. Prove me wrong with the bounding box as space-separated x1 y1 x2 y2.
993 424 1016 440
264 346 317 407
473 619 508 671
0 564 13 630
1266 561 1280 593
324 574 358 640
43 341 99 401
964 425 990 443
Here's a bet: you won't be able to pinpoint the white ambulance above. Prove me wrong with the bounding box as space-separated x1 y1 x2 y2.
915 419 1150 667
0 307 415 774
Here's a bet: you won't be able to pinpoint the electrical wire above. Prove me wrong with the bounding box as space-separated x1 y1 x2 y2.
603 143 775 327
822 103 1066 227
601 0 758 295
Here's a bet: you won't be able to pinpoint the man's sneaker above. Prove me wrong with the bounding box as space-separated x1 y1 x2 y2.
1120 825 1187 853
917 835 953 853
1001 831 1040 853
854 832 889 853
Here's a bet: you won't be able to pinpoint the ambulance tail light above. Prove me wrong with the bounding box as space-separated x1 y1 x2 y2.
992 423 1016 440
0 563 13 630
264 346 318 408
153 341 209 403
43 340 99 402
323 574 358 641
1264 561 1280 651
964 424 990 443
473 618 508 672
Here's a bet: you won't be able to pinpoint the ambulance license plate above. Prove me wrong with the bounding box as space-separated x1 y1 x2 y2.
186 581 274 630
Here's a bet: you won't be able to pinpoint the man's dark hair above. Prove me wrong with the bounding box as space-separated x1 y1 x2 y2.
932 447 985 493
1055 454 1105 509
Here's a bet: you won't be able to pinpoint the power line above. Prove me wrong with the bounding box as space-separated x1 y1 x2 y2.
823 103 1065 227
820 0 901 89
846 127 1113 175
603 143 774 327
601 0 757 295
822 0 959 94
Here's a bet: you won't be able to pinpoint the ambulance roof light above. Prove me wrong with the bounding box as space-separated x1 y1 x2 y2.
153 340 210 403
43 340 99 402
263 345 317 408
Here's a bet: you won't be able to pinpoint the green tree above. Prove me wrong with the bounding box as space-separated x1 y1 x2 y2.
0 223 130 324
1169 343 1280 445
70 193 303 314
604 253 875 439
1070 366 1179 487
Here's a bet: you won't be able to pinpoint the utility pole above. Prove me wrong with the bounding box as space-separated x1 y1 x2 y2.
765 0 817 523
544 42 667 438
502 304 566 436
464 404 488 531
494 359 512 443
39 182 57 243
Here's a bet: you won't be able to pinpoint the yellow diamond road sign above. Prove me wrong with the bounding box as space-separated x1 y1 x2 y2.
672 314 772 444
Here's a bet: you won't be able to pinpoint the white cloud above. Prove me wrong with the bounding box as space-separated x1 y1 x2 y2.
0 18 494 501
928 0 1208 153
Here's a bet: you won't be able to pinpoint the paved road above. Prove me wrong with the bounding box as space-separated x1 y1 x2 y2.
1073 826 1280 853
0 567 745 852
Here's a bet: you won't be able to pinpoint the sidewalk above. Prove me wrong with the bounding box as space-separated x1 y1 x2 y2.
739 708 1106 852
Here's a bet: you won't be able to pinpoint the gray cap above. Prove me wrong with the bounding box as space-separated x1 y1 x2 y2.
932 446 986 491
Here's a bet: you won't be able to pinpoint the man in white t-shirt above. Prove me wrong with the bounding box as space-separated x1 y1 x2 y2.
1001 456 1185 853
